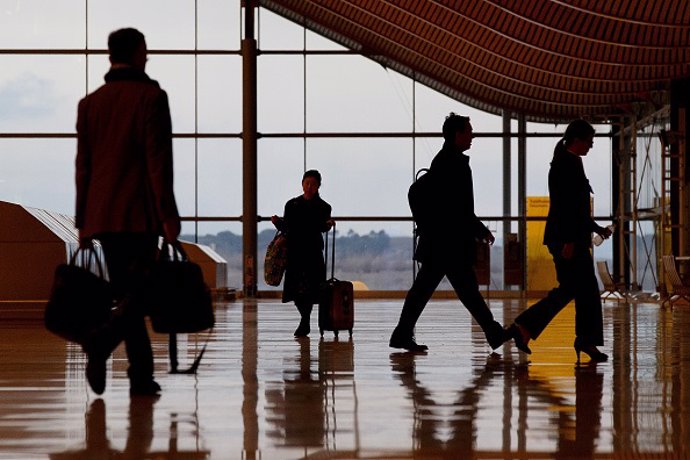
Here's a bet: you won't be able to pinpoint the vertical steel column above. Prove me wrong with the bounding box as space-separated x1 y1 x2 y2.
669 77 689 256
611 120 626 286
617 119 633 287
412 79 418 281
517 114 527 291
502 110 512 291
242 3 258 297
680 107 688 256
501 110 514 448
626 117 639 289
502 110 511 247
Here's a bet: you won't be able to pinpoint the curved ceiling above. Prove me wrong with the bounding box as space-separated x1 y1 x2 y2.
259 0 690 123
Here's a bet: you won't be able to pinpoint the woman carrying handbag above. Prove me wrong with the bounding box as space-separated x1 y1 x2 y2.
271 170 335 337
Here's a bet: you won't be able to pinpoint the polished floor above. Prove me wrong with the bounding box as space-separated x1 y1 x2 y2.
0 297 688 459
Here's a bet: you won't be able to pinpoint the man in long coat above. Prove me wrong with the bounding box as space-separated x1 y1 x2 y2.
76 28 180 396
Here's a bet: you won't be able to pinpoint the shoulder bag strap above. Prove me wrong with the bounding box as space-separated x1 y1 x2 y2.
72 246 106 279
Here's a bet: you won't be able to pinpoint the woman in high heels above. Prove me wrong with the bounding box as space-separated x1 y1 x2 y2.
506 119 612 363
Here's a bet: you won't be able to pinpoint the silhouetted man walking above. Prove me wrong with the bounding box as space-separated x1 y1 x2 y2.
390 113 507 352
76 28 180 396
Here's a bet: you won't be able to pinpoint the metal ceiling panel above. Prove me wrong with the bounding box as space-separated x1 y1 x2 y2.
259 0 690 122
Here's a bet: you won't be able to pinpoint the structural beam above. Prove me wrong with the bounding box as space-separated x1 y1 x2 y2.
242 3 258 297
517 114 526 291
502 110 511 247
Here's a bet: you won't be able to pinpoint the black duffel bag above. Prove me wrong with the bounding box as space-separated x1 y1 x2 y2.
148 241 214 334
45 246 113 344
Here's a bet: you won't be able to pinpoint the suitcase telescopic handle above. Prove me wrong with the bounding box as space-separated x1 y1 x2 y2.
324 223 336 279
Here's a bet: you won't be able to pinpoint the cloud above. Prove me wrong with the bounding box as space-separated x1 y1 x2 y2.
0 73 57 120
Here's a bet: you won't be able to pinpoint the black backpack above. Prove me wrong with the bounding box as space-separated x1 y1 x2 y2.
408 168 435 229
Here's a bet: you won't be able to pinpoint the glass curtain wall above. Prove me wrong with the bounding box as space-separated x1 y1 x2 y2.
0 2 613 293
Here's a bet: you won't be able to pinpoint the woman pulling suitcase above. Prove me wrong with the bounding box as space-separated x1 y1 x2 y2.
272 170 335 337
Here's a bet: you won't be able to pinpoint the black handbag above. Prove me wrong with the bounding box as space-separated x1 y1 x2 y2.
264 230 287 286
149 242 215 374
148 242 215 334
44 246 113 344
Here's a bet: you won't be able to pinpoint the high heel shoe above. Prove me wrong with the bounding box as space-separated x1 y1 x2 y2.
574 338 608 363
507 324 532 355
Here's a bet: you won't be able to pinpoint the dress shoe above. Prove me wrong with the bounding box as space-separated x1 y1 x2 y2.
86 352 107 395
130 379 161 396
574 338 608 363
389 329 428 352
485 320 510 349
507 324 532 355
294 320 310 337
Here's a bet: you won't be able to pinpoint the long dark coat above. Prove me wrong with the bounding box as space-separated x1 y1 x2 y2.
275 194 332 304
75 67 180 238
543 146 603 249
414 141 491 265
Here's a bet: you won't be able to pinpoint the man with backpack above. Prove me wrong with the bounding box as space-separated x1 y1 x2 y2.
389 113 509 352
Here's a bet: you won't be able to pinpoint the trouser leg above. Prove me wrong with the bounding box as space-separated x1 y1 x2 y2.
515 245 577 340
123 309 155 383
295 302 313 320
293 301 313 336
445 263 508 348
573 249 604 345
99 233 157 384
395 263 444 336
445 263 496 331
515 287 573 340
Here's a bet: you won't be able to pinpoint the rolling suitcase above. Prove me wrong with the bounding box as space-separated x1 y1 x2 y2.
319 226 354 338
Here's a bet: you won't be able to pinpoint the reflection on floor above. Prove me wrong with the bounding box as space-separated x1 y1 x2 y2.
0 298 688 459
